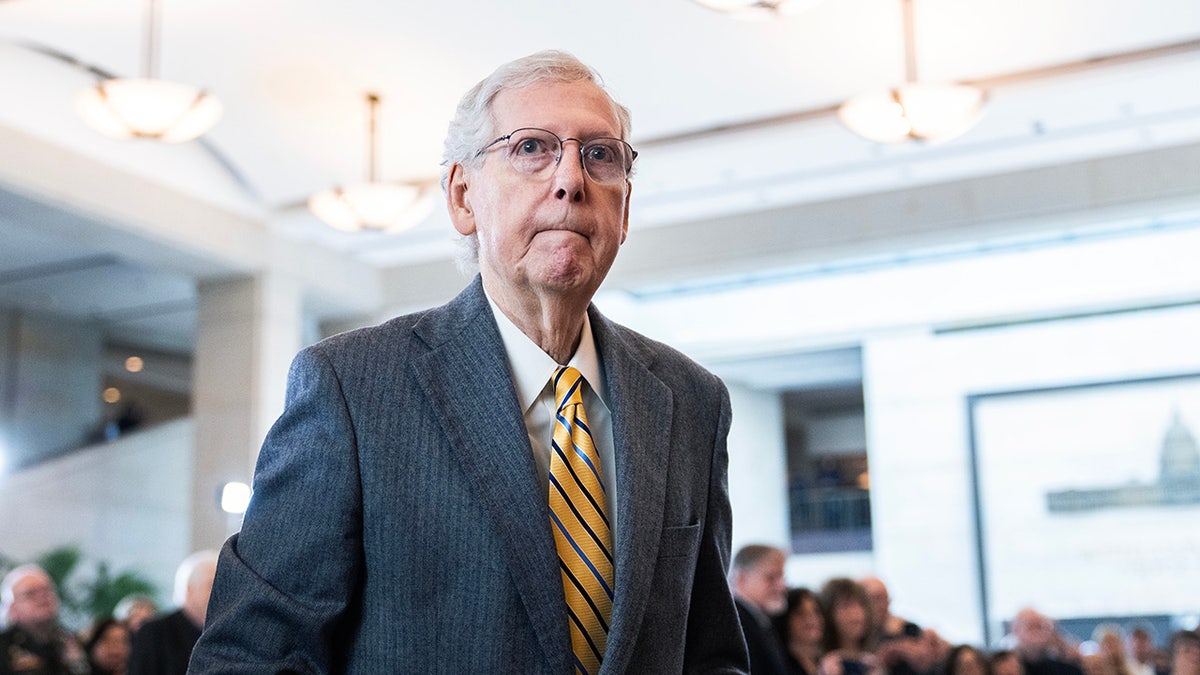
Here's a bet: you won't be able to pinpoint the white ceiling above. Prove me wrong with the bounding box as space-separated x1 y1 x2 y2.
1 0 1199 368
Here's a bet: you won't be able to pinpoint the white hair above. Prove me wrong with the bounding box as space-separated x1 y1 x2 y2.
0 564 49 629
172 550 218 606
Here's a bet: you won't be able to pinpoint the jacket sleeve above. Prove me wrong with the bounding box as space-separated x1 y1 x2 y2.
188 347 363 674
683 385 751 674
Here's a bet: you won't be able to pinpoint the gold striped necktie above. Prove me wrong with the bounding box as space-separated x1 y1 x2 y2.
549 366 613 675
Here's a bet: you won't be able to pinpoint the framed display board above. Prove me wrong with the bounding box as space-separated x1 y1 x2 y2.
967 373 1200 643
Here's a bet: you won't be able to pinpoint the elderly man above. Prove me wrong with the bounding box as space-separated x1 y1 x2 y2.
1012 608 1084 675
729 544 789 675
0 565 89 675
128 550 216 675
189 51 748 674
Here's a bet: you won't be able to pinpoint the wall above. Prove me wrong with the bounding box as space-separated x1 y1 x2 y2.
726 384 789 551
0 310 103 468
0 419 194 603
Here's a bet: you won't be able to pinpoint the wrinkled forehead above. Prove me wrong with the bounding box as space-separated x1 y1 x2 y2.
489 79 625 140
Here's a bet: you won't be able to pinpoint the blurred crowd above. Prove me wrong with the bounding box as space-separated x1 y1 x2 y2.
730 545 1200 675
5 540 1197 675
0 551 216 675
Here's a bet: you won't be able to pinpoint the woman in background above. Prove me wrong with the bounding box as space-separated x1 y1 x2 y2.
819 577 878 675
82 617 130 675
945 644 992 675
774 588 826 675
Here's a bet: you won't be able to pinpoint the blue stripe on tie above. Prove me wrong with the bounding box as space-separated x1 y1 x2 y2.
571 441 604 490
550 441 611 530
559 560 610 632
550 512 614 598
549 473 613 561
554 414 605 486
571 654 589 675
565 605 605 662
556 412 604 490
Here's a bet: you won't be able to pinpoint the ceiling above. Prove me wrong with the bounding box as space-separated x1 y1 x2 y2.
1 0 1199 382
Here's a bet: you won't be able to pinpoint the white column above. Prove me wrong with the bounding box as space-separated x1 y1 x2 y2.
861 328 984 644
191 272 306 552
726 384 790 552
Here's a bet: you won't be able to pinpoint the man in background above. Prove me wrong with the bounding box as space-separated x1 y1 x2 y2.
730 544 789 675
0 564 89 674
127 550 216 675
1012 608 1084 675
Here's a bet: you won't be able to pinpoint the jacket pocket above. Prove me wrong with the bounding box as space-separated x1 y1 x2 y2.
658 522 701 558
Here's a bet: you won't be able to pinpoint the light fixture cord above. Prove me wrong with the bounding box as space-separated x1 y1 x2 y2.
145 0 161 79
902 0 917 83
367 93 380 182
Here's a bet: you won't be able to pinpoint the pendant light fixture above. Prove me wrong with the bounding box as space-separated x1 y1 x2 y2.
76 0 222 143
689 0 825 20
308 93 434 233
838 0 986 143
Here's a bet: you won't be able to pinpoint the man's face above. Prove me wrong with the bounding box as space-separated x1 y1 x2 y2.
7 571 58 627
736 552 787 615
449 79 631 304
1013 610 1055 655
862 577 890 625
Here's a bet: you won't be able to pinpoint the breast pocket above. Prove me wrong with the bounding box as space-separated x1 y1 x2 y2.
658 522 701 559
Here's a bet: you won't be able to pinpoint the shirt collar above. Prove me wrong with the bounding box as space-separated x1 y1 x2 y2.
485 292 605 412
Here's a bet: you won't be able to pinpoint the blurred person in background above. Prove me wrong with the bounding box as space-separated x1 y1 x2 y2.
1085 625 1133 675
991 650 1026 675
0 564 89 674
730 544 790 675
1012 608 1084 675
1168 631 1200 675
773 587 825 675
127 551 216 675
1128 626 1168 675
861 576 918 648
945 645 992 675
819 577 878 675
81 617 130 675
112 596 156 635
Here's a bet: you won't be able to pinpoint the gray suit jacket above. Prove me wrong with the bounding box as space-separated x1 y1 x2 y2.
189 276 749 674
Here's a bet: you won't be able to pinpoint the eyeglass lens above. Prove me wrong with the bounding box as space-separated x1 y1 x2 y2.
504 128 632 184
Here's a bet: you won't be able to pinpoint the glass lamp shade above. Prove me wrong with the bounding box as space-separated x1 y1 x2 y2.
690 0 824 19
838 82 986 144
308 182 434 233
76 78 223 143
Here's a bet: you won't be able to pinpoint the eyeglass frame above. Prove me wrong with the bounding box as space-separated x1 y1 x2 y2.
474 127 638 183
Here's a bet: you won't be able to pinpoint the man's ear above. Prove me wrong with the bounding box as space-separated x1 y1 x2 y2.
619 179 632 244
447 163 476 236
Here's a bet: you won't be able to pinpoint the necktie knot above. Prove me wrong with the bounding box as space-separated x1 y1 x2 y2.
554 366 586 412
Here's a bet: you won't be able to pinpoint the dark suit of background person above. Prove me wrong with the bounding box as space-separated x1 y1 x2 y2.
188 50 750 674
129 550 216 675
731 545 791 675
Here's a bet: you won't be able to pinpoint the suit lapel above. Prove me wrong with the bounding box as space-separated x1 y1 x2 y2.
590 309 673 674
410 278 569 673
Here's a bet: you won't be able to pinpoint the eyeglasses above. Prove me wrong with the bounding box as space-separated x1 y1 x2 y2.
476 127 637 185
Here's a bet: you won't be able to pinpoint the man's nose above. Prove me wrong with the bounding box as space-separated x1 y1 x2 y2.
553 142 587 202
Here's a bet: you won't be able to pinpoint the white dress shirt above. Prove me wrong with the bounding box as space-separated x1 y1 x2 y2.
485 293 618 543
